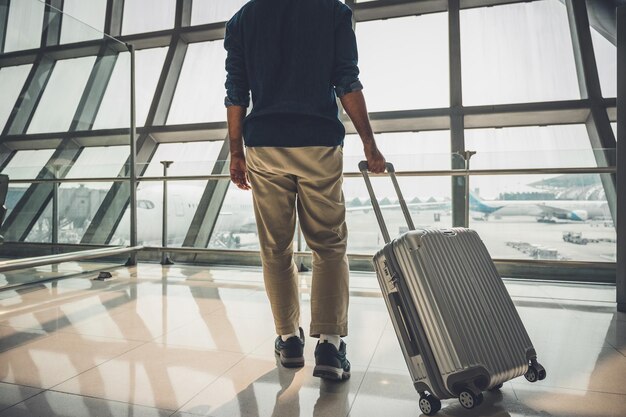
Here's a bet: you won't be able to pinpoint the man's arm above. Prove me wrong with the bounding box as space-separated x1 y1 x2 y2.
227 105 250 190
340 90 386 173
224 15 251 190
332 5 385 173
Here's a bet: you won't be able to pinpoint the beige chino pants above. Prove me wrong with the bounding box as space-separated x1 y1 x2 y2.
246 146 349 338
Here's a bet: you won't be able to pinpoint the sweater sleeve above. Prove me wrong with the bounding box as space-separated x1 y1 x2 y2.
332 4 363 98
224 14 250 107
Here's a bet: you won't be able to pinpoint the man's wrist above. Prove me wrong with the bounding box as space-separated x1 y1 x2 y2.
363 140 378 152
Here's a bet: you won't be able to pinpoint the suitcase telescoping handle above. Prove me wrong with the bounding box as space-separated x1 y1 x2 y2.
358 161 415 244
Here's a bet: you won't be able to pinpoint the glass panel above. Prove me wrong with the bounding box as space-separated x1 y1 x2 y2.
1 149 56 180
141 142 225 177
344 176 452 254
611 122 617 139
5 183 30 219
3 0 45 52
209 181 259 250
342 131 451 172
65 146 130 178
25 200 52 243
122 0 176 35
465 125 597 169
58 181 118 244
0 64 32 132
590 28 617 98
60 0 107 44
93 47 168 129
167 41 227 125
461 0 579 105
190 0 249 26
111 180 207 246
27 56 97 134
356 13 449 111
469 174 615 262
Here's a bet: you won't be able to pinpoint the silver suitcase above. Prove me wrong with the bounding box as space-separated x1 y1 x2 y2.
359 161 546 416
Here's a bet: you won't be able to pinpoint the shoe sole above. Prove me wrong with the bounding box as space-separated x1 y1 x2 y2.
313 365 351 381
275 350 304 368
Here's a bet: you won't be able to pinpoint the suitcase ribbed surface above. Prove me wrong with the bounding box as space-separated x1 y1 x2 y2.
383 228 532 392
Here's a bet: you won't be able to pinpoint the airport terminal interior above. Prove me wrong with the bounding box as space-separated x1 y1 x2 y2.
0 0 624 416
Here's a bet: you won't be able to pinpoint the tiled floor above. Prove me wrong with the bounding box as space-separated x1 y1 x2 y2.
0 263 625 417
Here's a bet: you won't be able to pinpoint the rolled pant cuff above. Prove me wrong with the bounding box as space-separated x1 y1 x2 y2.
275 325 299 336
309 324 348 338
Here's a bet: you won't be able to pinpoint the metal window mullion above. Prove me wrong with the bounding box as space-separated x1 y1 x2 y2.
104 0 125 37
41 0 64 48
80 36 188 244
0 0 9 54
149 37 189 126
449 0 466 227
566 0 617 225
182 136 231 249
616 6 625 312
176 0 192 29
70 46 120 131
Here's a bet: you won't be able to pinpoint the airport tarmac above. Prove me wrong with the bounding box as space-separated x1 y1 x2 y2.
345 210 616 262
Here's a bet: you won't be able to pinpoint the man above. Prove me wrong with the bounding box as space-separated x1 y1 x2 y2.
224 0 385 381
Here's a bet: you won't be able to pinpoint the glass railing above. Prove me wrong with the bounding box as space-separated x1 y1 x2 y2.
0 0 134 288
1 149 616 271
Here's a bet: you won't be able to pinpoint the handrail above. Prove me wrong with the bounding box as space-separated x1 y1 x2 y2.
0 245 143 273
4 166 617 184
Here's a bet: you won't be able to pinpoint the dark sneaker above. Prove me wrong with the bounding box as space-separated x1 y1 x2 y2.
274 327 305 368
313 340 351 381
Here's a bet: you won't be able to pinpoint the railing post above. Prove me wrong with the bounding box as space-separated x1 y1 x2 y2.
463 151 476 228
617 6 625 312
126 43 138 267
52 164 59 253
161 160 174 265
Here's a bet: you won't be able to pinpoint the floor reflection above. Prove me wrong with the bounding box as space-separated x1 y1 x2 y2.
0 264 623 417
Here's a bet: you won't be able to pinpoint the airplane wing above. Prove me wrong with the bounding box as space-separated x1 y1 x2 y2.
533 203 587 221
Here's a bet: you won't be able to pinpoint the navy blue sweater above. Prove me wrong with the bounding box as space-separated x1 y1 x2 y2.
224 0 362 147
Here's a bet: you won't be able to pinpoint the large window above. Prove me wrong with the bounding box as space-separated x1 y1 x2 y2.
27 57 97 134
356 13 449 111
590 28 617 98
0 0 618 273
122 0 176 35
0 64 32 132
461 0 579 105
465 125 596 170
167 41 227 125
190 0 249 26
343 131 451 172
3 0 45 52
469 174 615 262
93 48 167 129
60 0 107 44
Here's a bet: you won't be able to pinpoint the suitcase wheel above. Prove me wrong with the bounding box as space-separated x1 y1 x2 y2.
458 388 483 410
418 394 441 416
525 361 547 383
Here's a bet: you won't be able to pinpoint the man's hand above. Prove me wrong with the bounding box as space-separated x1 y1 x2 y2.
364 143 386 174
230 152 250 190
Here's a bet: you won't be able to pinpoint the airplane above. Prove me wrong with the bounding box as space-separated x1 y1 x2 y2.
121 184 258 247
8 182 611 247
468 193 611 222
346 192 611 223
